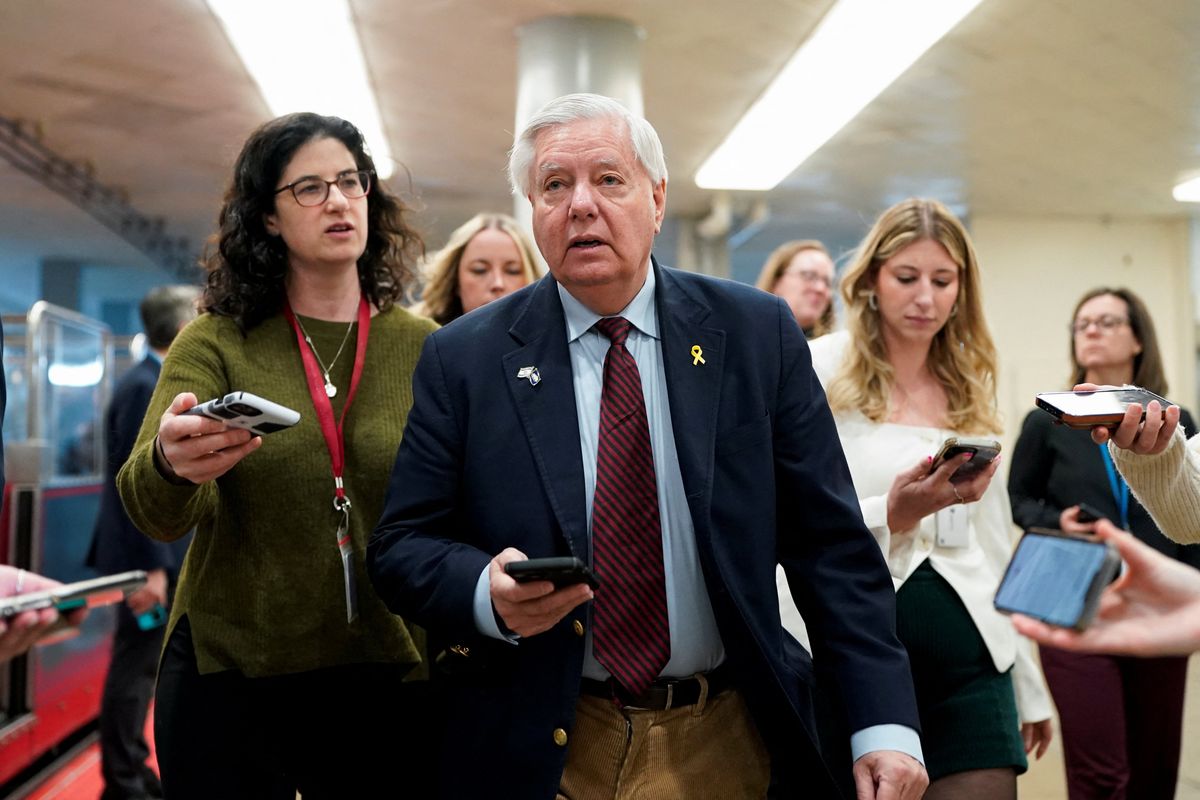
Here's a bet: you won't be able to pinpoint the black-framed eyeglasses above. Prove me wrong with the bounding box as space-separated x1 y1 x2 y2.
274 170 373 207
1070 314 1129 335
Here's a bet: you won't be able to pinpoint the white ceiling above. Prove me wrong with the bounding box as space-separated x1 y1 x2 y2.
2 0 1199 274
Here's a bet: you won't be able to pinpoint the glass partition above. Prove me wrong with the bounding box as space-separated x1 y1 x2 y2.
25 302 112 482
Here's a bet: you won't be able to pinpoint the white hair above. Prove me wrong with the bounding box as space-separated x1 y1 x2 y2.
507 93 668 197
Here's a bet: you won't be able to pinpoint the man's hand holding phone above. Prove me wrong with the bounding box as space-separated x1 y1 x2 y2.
489 549 594 638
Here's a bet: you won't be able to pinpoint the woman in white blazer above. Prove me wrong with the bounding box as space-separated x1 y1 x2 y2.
778 198 1051 800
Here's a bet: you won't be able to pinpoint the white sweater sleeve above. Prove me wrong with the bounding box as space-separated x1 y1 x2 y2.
1110 429 1200 544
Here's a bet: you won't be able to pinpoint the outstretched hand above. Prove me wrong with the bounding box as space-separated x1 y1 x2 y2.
0 567 87 663
1012 519 1200 657
155 392 262 484
1074 383 1179 454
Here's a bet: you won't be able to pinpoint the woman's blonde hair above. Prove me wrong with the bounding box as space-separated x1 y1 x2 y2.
754 239 836 337
414 213 541 325
826 198 1001 434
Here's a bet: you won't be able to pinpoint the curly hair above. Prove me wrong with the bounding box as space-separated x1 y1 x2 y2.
754 239 836 338
201 112 422 331
413 213 541 325
1068 287 1168 395
826 198 1002 435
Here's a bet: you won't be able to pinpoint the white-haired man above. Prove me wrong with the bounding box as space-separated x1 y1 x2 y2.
370 94 927 799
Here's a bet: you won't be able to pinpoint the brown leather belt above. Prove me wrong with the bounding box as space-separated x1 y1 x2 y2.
579 664 732 710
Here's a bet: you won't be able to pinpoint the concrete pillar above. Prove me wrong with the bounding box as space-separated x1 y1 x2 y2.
512 16 645 231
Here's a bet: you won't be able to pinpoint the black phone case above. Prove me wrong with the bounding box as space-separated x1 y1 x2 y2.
1075 502 1106 524
504 557 600 590
931 438 1001 484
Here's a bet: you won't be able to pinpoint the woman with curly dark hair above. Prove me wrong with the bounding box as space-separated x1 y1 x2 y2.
117 112 438 799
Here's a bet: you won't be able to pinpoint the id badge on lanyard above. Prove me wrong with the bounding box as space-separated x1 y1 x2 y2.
283 296 371 623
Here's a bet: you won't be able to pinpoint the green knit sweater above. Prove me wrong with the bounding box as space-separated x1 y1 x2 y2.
117 306 437 677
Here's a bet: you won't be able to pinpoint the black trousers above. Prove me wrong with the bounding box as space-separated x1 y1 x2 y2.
99 606 164 800
155 616 439 800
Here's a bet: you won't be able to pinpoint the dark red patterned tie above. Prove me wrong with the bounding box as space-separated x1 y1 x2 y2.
591 316 670 697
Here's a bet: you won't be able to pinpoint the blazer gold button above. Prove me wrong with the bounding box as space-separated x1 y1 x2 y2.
572 620 585 637
553 728 568 747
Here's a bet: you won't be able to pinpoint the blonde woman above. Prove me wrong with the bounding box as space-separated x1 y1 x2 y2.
415 212 540 325
778 199 1052 799
754 239 835 338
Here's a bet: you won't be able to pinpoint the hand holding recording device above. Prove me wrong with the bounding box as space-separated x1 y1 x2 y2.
0 570 147 619
504 557 600 590
184 391 300 436
994 528 1121 630
1035 387 1174 430
931 437 1002 484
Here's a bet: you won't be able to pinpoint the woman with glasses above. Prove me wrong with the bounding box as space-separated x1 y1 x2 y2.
755 239 836 338
1008 286 1199 800
413 212 541 325
777 199 1052 799
117 112 437 799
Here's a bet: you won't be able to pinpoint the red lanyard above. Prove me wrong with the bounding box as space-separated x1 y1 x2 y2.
283 295 371 503
282 294 371 622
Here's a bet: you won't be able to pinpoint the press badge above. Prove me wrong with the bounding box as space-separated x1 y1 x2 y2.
935 505 970 548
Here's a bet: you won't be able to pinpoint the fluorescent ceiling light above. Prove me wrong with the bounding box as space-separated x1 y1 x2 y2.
695 0 985 191
207 0 394 179
48 360 104 387
1173 176 1200 202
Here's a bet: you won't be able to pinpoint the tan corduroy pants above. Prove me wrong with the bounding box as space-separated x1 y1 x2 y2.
557 681 770 800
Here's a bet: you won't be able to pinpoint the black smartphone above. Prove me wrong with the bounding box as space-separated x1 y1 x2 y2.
0 570 147 618
1035 387 1174 430
504 557 599 590
1075 502 1106 524
184 391 301 436
931 437 1002 483
994 528 1121 630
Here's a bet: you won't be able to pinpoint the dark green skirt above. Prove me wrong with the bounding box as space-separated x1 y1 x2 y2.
896 561 1027 781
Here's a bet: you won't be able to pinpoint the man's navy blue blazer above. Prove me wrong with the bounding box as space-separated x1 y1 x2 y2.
369 260 918 799
88 356 188 578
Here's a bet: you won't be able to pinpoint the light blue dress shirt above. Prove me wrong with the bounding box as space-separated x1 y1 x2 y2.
472 266 922 765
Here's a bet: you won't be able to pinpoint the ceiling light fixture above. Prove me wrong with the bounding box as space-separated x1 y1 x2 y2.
1173 176 1200 202
207 0 394 179
694 0 985 191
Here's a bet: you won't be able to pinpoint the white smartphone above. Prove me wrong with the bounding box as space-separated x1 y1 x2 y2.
184 391 300 436
0 570 147 618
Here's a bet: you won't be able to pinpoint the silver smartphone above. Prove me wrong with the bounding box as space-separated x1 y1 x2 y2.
0 570 147 618
1035 387 1174 430
184 391 300 436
